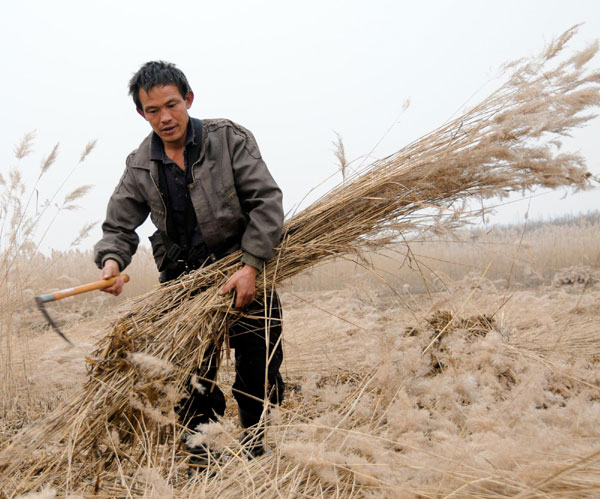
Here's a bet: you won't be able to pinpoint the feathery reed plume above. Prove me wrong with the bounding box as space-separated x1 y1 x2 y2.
62 185 93 207
332 131 348 182
39 143 59 177
1 27 599 496
13 131 36 160
79 139 97 163
70 220 99 247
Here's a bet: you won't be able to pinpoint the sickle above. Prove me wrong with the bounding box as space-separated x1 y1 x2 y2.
35 275 130 345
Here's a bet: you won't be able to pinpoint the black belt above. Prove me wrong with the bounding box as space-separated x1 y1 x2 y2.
160 232 213 272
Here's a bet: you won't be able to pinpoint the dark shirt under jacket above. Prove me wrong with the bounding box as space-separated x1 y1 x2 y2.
150 118 210 263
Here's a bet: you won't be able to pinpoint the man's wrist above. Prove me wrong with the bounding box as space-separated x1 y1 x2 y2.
242 263 259 275
101 253 124 271
241 251 264 271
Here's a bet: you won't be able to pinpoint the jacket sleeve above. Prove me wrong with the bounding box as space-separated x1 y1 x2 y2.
228 125 284 267
93 155 151 270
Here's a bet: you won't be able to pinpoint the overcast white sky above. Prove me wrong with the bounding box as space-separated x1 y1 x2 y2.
1 0 599 253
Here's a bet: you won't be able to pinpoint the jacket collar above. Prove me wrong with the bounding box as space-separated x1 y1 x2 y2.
149 119 196 162
129 117 203 174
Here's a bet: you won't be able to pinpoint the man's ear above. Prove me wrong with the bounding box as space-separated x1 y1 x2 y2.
185 91 194 109
136 107 146 119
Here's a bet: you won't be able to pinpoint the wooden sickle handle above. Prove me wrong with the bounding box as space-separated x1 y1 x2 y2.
36 274 130 303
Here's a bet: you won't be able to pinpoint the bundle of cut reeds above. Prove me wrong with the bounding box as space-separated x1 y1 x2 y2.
1 26 599 496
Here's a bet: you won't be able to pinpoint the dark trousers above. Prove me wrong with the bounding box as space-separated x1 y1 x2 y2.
175 291 284 431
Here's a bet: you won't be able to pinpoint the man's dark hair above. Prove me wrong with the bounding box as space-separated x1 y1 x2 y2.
129 61 192 110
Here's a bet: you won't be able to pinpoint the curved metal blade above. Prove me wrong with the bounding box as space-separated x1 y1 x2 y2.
35 297 74 346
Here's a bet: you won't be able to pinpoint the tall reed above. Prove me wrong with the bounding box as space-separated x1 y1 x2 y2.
0 136 96 440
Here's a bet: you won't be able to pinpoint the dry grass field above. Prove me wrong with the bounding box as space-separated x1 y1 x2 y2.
2 215 600 497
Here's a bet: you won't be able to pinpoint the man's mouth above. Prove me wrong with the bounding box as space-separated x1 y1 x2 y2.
161 125 177 134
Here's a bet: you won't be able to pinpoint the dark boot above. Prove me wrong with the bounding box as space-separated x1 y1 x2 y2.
184 431 220 475
239 412 266 458
176 342 226 431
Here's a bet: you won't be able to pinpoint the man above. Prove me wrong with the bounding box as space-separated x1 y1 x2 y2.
94 61 284 459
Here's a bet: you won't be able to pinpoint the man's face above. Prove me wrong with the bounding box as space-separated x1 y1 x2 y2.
137 84 194 147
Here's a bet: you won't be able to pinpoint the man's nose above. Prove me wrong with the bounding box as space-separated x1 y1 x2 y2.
160 109 172 122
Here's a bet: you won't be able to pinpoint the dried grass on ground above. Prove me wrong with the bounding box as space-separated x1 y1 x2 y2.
3 253 600 498
2 27 600 497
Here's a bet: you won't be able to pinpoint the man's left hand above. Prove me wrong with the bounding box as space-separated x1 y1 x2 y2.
219 264 259 309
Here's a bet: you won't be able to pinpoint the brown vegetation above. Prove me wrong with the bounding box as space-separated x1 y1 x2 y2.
2 26 600 497
2 219 600 497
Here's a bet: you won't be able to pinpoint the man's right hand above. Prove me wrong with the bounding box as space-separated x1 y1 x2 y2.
99 259 126 296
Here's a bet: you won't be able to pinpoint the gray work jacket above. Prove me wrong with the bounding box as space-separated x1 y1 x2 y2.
94 119 284 272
